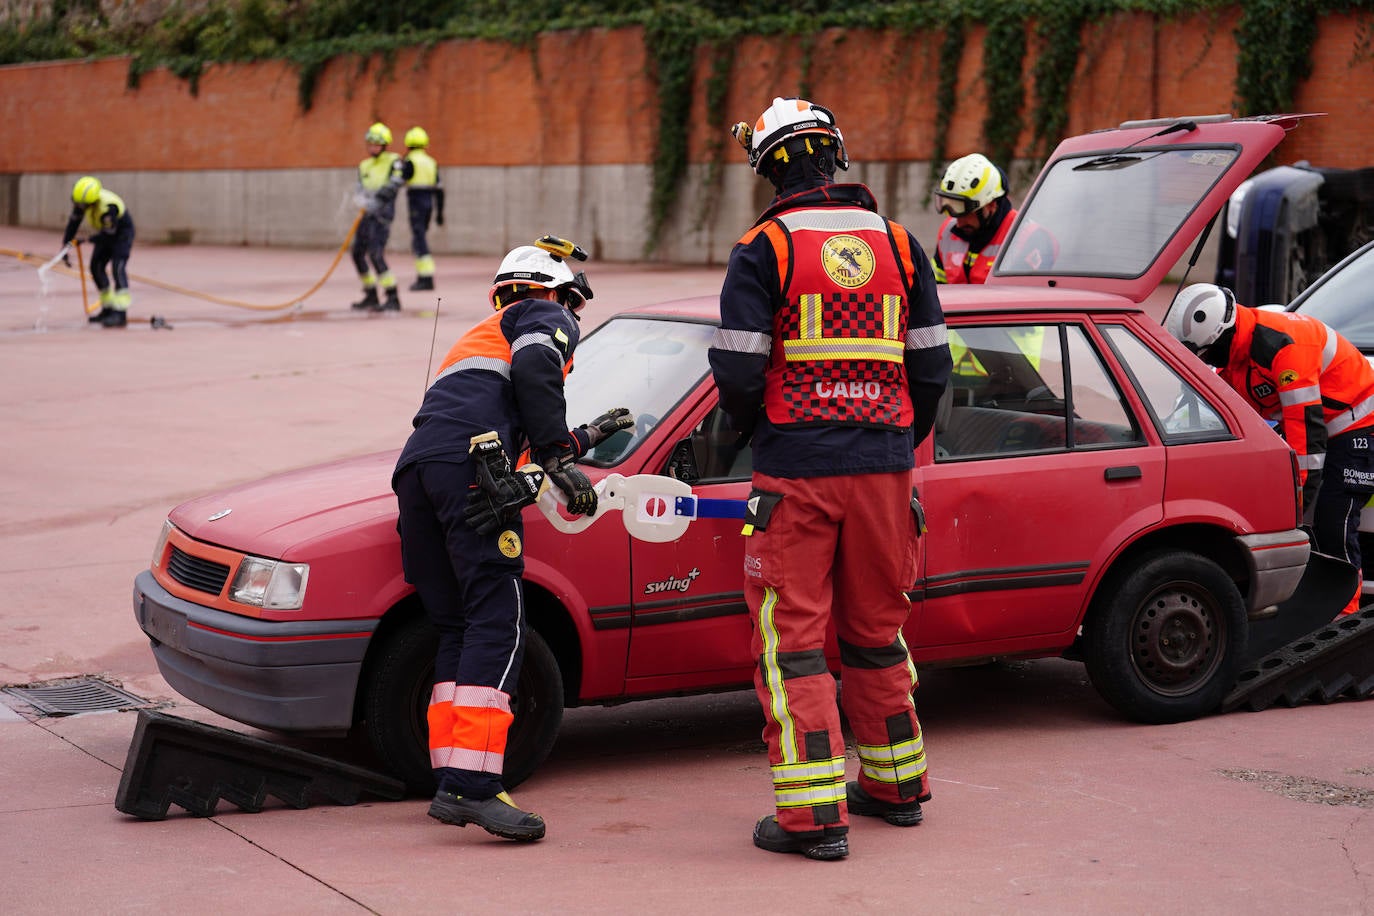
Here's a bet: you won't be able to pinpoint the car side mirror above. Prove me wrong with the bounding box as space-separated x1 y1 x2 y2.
666 437 701 485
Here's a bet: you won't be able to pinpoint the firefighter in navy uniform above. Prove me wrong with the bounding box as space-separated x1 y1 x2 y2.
402 126 444 292
392 239 633 840
709 98 953 860
60 176 135 328
1167 283 1374 616
351 122 406 311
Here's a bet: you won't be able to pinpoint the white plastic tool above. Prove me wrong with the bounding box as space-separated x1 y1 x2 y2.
536 473 696 543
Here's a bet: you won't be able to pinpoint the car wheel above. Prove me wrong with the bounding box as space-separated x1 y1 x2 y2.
361 617 565 795
1082 550 1246 724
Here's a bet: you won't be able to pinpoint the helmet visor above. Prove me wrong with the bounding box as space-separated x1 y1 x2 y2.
936 194 979 218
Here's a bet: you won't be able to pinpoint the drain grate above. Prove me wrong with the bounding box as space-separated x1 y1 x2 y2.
3 678 150 716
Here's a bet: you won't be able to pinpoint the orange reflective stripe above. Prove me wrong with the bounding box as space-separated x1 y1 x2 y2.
886 219 916 293
452 704 515 756
436 309 511 375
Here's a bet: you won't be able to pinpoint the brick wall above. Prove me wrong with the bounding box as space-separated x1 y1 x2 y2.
1 10 1369 262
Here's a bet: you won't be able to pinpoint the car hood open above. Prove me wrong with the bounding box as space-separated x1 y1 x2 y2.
986 114 1320 303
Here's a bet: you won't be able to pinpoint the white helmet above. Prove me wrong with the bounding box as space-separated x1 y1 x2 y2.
935 153 1005 216
732 97 848 175
1167 283 1237 354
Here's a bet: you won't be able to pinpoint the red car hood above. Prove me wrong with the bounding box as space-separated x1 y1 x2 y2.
169 450 400 559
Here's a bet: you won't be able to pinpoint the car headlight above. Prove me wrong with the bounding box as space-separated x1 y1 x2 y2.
151 520 174 570
229 557 310 610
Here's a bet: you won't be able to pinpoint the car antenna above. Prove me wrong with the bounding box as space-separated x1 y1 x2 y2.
422 296 442 399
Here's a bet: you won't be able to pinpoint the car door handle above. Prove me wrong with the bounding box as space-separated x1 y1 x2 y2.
1104 465 1142 481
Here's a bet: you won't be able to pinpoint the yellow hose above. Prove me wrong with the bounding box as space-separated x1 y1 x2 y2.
3 209 364 313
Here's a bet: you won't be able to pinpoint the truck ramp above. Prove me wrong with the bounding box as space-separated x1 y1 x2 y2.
1224 607 1374 713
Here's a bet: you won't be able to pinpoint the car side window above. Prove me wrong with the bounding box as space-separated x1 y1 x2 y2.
936 323 1143 461
1101 325 1232 443
666 406 753 483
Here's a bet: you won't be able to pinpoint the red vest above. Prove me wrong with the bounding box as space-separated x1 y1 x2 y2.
747 206 916 430
935 207 1016 284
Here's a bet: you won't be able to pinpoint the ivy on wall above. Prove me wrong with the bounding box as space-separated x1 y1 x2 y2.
3 0 1367 252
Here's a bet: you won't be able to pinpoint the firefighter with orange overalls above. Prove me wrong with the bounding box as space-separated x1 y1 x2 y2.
709 98 953 860
1167 283 1374 615
392 240 632 840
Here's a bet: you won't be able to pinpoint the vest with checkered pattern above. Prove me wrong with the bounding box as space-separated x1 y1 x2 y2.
754 207 915 430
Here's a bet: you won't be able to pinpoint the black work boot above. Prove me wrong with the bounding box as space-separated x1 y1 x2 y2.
377 287 401 311
101 308 128 328
409 276 435 291
846 781 924 827
351 288 379 310
752 815 848 861
428 790 546 841
89 306 111 324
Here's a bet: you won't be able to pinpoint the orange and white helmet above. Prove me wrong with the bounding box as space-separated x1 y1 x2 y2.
732 97 848 175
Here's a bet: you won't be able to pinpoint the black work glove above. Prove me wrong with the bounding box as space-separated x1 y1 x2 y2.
580 407 634 446
536 446 597 517
464 462 548 535
61 249 72 268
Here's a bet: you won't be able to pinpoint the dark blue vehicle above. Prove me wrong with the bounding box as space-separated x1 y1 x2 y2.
1215 163 1374 305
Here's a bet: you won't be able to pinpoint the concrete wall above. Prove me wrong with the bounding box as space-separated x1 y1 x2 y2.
2 11 1371 264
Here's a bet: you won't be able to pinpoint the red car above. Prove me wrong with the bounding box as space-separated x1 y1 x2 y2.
134 115 1319 793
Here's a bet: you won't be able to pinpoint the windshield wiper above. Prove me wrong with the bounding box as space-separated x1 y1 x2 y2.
1073 119 1198 171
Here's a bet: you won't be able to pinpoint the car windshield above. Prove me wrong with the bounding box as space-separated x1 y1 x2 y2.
1290 243 1374 351
564 316 715 466
1001 145 1241 279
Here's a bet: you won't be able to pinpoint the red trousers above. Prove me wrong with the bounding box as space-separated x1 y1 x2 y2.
745 470 930 834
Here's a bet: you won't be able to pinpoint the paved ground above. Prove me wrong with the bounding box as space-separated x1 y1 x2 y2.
1 225 1372 915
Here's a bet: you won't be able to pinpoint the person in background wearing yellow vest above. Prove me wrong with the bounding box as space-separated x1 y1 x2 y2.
710 98 952 861
60 176 134 328
392 240 631 841
351 122 405 312
402 126 444 292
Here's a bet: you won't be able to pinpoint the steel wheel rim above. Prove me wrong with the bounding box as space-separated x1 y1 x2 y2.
1130 582 1224 696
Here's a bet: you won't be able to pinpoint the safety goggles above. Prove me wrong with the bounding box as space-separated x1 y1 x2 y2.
935 195 979 218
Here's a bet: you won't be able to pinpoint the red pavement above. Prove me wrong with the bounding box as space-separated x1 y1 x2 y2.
2 225 1372 914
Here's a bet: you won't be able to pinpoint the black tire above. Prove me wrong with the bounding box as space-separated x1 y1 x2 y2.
361 617 565 795
1082 550 1247 724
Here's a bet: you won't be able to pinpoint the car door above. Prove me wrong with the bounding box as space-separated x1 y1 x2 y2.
912 317 1166 656
624 401 756 687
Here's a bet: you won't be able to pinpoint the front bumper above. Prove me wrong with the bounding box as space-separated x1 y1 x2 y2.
1237 530 1312 617
132 569 377 733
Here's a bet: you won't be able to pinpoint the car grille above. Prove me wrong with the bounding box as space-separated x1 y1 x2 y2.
167 545 231 595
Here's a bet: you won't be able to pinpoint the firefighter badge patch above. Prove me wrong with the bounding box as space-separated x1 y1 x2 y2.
1278 369 1299 386
497 530 523 558
821 235 875 289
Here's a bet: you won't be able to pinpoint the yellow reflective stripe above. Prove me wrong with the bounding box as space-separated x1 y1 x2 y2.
857 735 927 784
896 630 918 691
775 781 847 808
782 337 905 362
758 587 797 763
800 293 823 339
883 294 901 339
772 758 845 782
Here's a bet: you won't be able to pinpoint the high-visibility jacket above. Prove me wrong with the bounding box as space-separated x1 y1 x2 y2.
394 297 582 477
745 208 918 431
62 189 129 244
1221 304 1374 507
934 207 1016 285
405 149 439 188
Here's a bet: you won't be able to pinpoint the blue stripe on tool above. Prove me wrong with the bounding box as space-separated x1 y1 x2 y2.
674 496 747 519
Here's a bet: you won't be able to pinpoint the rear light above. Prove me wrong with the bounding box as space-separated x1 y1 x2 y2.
1290 449 1303 528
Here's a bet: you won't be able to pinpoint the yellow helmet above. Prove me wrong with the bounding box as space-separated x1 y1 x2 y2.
935 153 1005 216
404 126 429 149
364 122 392 146
72 176 102 206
